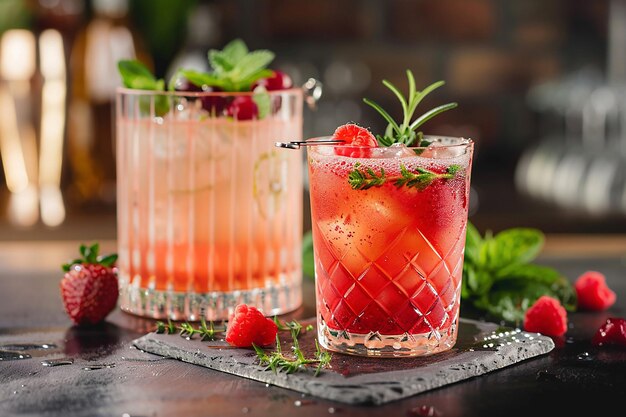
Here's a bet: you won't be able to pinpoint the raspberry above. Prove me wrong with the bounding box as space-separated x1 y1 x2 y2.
523 296 568 337
226 96 259 120
574 271 616 311
592 317 626 347
225 304 278 347
252 70 293 91
332 123 378 157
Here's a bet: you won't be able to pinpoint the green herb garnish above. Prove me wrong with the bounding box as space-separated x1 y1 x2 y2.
117 59 170 116
462 222 577 323
155 318 227 341
253 334 331 377
364 70 457 147
155 316 330 376
169 39 274 92
348 162 462 191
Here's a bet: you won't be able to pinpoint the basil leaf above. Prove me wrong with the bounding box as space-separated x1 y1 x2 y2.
480 228 544 270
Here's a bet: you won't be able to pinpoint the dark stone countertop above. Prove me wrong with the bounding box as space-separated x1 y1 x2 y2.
1 240 625 417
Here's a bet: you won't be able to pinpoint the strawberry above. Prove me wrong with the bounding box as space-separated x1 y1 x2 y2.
574 271 616 311
523 295 568 337
225 304 278 347
60 243 119 326
332 123 378 157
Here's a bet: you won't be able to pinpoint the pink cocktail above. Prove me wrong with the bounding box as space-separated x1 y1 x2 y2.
116 88 303 320
307 137 473 356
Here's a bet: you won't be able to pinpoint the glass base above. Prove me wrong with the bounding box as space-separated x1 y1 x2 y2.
118 278 302 321
318 316 458 357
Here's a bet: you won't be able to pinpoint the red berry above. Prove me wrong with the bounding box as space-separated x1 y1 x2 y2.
574 271 616 311
332 123 378 157
252 70 293 91
60 244 119 326
225 304 278 347
523 296 568 337
227 96 259 120
592 317 626 347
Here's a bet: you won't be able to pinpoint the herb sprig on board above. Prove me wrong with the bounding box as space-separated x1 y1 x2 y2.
155 316 331 376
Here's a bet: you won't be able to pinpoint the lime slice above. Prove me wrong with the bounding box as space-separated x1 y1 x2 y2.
253 150 287 219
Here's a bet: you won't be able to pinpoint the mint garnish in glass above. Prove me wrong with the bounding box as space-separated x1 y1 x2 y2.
117 39 293 120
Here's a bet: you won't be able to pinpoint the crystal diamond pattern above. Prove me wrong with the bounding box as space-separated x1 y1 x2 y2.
316 221 466 337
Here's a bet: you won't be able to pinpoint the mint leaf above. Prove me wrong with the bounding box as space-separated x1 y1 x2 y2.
464 222 483 265
118 59 170 116
233 50 275 81
208 50 235 74
461 222 576 323
118 60 157 89
253 90 271 119
302 230 315 279
222 39 248 63
479 228 544 271
176 69 225 89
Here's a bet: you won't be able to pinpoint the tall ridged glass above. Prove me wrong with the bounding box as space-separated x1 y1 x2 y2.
307 137 473 357
116 88 303 321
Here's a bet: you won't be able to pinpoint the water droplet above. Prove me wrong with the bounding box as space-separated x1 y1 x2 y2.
0 350 32 361
242 407 250 413
82 363 116 370
577 352 593 361
42 358 74 367
0 343 57 351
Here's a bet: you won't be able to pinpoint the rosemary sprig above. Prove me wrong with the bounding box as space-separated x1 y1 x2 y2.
253 332 332 377
272 316 314 341
155 318 227 341
348 162 462 191
363 70 457 147
155 316 330 375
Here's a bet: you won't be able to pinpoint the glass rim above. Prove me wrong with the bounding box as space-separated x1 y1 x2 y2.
116 86 303 98
306 135 473 150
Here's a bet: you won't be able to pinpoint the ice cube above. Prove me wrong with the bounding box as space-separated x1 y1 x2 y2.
420 141 466 159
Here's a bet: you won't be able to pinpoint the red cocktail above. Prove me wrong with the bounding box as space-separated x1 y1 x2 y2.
307 137 473 356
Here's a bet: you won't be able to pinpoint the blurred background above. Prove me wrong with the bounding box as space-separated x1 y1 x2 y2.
1 0 625 241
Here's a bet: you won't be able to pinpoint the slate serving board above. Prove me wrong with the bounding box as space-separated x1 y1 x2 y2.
132 318 554 405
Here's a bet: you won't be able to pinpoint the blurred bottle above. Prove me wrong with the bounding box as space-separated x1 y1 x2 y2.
165 2 218 80
67 0 151 207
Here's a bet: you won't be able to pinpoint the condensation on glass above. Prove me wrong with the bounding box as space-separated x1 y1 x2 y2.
116 88 303 321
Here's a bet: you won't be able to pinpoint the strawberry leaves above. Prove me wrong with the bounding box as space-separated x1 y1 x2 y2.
62 243 118 272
